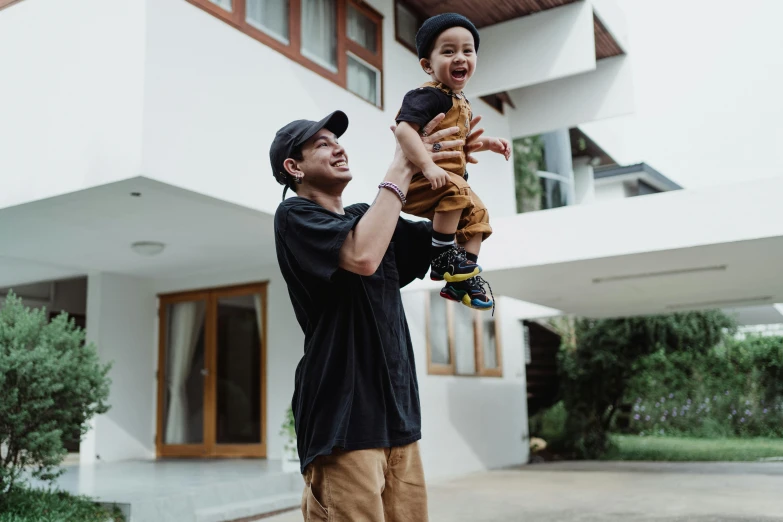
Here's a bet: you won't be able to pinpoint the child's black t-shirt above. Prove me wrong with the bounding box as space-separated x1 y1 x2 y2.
396 86 454 128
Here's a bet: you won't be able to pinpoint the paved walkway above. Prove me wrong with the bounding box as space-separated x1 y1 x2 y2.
262 461 783 521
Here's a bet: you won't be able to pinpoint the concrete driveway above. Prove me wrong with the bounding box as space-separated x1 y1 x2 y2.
260 461 783 521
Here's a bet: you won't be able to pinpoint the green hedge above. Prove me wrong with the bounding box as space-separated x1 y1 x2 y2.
0 487 123 522
625 336 783 438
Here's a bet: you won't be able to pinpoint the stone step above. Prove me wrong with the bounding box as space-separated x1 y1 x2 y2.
195 492 301 522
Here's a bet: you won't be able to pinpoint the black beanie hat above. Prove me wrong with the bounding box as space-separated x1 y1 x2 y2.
415 13 480 60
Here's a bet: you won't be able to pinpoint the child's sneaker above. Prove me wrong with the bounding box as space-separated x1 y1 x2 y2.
440 276 494 312
430 246 482 283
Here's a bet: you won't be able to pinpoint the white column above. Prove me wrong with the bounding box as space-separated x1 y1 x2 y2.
81 272 156 463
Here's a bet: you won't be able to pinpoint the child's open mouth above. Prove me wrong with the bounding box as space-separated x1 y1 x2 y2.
451 68 467 82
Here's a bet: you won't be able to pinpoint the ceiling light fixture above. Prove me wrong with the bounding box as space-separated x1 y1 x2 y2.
593 265 727 284
131 241 165 257
666 296 773 311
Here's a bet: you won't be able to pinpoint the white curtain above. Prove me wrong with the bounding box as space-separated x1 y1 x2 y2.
347 5 376 52
483 318 498 369
209 0 233 12
429 291 450 365
253 294 264 344
453 304 476 375
301 0 337 71
395 2 418 48
246 0 289 42
165 301 206 444
348 56 377 105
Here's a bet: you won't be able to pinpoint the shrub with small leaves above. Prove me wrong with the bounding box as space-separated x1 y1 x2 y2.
0 293 111 495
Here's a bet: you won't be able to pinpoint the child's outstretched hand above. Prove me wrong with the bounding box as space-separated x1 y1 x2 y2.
489 137 511 161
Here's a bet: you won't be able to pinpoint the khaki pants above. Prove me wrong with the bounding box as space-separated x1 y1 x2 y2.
301 442 428 522
403 172 492 244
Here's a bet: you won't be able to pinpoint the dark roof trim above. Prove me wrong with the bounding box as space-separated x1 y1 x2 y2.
594 163 683 191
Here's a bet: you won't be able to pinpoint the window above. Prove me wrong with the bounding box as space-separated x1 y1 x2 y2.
187 0 384 107
538 171 572 210
425 291 503 377
246 0 289 43
395 0 421 54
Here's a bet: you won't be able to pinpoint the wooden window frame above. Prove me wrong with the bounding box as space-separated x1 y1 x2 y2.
425 291 503 378
186 0 384 108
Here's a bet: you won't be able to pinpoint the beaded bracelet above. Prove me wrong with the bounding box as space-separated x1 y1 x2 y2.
378 181 407 206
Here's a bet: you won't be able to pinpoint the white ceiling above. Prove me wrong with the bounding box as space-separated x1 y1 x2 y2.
4 175 783 322
483 236 783 318
0 177 276 288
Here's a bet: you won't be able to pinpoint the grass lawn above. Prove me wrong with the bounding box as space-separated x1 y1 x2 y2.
604 435 783 462
0 487 124 522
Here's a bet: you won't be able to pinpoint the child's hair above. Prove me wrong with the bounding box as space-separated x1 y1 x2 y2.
414 13 481 60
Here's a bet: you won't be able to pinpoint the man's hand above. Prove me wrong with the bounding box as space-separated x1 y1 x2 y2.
390 113 464 168
465 114 485 165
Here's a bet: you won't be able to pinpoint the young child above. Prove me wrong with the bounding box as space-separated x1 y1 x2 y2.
394 13 510 311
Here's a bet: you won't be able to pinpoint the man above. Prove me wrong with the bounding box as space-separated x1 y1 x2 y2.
271 110 475 521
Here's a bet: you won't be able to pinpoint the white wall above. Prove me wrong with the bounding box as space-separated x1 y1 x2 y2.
82 272 157 463
508 55 635 138
402 292 541 480
480 176 783 273
0 0 146 210
593 179 627 202
139 0 517 219
469 1 596 97
152 265 302 461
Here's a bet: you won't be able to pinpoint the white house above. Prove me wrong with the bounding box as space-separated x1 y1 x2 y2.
6 2 783 520
0 0 635 485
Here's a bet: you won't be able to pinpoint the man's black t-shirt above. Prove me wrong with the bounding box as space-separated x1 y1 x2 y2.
273 197 432 473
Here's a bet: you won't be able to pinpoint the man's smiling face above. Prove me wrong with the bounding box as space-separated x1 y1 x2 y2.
296 129 351 187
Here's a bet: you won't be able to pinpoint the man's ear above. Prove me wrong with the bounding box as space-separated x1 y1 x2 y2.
283 158 302 178
420 58 432 74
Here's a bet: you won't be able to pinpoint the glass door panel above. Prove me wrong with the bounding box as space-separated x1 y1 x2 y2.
215 293 263 445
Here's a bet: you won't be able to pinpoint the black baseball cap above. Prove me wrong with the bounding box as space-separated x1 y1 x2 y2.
269 110 349 189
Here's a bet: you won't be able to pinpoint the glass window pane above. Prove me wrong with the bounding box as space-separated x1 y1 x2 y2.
348 5 377 53
540 176 570 210
347 55 379 105
429 291 450 365
301 0 337 72
453 304 476 375
396 2 418 50
163 300 207 445
482 318 498 370
209 0 232 12
216 294 263 445
247 0 289 43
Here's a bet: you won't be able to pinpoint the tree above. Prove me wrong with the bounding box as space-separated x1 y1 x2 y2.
558 311 734 458
512 135 544 213
0 293 111 495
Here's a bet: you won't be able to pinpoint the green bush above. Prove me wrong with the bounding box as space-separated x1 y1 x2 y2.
0 293 112 495
625 335 783 438
557 311 734 458
0 487 124 522
528 401 568 449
